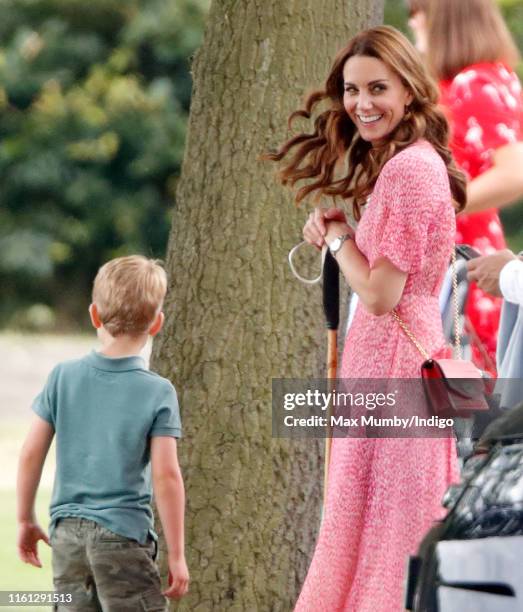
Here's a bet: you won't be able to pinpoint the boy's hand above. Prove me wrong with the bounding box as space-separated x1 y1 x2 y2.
17 521 50 568
163 556 189 599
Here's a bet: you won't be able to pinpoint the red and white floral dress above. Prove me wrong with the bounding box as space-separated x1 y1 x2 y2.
439 62 523 374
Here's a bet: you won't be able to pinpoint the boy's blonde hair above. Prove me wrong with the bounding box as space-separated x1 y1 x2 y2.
92 255 167 336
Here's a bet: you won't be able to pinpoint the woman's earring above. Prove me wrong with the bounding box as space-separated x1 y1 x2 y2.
404 104 412 120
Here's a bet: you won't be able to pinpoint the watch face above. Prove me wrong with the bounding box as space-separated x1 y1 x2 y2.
330 237 341 252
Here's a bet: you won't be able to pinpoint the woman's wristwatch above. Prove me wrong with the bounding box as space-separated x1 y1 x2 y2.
329 233 353 258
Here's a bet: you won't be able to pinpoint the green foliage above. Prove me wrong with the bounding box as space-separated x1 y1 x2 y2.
384 0 409 32
0 0 209 329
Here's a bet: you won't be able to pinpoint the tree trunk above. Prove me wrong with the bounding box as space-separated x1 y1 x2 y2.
152 1 384 609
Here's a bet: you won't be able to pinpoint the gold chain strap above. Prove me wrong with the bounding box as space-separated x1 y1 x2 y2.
391 246 461 360
451 247 462 360
391 309 430 360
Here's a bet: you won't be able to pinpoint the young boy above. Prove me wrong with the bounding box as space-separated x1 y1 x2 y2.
16 255 189 611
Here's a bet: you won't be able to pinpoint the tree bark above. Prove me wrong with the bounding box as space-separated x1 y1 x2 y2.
152 1 384 609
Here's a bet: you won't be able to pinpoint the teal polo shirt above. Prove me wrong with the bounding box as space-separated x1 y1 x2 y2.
32 350 182 544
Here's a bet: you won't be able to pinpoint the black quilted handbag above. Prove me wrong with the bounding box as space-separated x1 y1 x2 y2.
443 440 523 539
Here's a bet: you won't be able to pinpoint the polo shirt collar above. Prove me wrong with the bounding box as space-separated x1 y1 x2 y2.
87 350 146 372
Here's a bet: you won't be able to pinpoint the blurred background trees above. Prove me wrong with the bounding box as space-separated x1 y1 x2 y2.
0 0 208 330
1 0 522 331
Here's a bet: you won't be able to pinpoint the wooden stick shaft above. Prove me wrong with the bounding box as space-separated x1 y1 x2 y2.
324 329 337 509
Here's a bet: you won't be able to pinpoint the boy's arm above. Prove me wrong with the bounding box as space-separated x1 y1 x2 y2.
151 436 189 599
17 414 54 567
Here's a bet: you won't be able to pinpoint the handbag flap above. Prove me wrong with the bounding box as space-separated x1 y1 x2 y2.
422 358 489 408
434 359 482 379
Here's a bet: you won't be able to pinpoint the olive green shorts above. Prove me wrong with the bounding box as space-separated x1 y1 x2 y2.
51 517 167 612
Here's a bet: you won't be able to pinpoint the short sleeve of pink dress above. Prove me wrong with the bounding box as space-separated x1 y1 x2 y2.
340 140 456 379
365 148 440 274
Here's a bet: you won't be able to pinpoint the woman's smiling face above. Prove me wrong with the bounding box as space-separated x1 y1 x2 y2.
343 55 413 145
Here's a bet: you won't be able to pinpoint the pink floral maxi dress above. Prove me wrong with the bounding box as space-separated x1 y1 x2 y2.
294 141 459 612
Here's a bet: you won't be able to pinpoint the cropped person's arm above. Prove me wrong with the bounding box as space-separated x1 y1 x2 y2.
463 143 523 215
16 415 54 567
151 436 189 599
466 250 518 298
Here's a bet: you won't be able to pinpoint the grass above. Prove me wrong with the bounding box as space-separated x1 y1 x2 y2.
0 488 53 591
0 420 54 605
0 420 54 593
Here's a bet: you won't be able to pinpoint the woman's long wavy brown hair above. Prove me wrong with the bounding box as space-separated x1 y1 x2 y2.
265 26 466 220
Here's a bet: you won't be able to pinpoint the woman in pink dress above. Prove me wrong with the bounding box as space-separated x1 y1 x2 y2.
267 27 463 610
408 0 523 374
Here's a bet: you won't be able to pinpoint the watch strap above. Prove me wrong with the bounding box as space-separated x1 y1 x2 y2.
329 233 353 257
